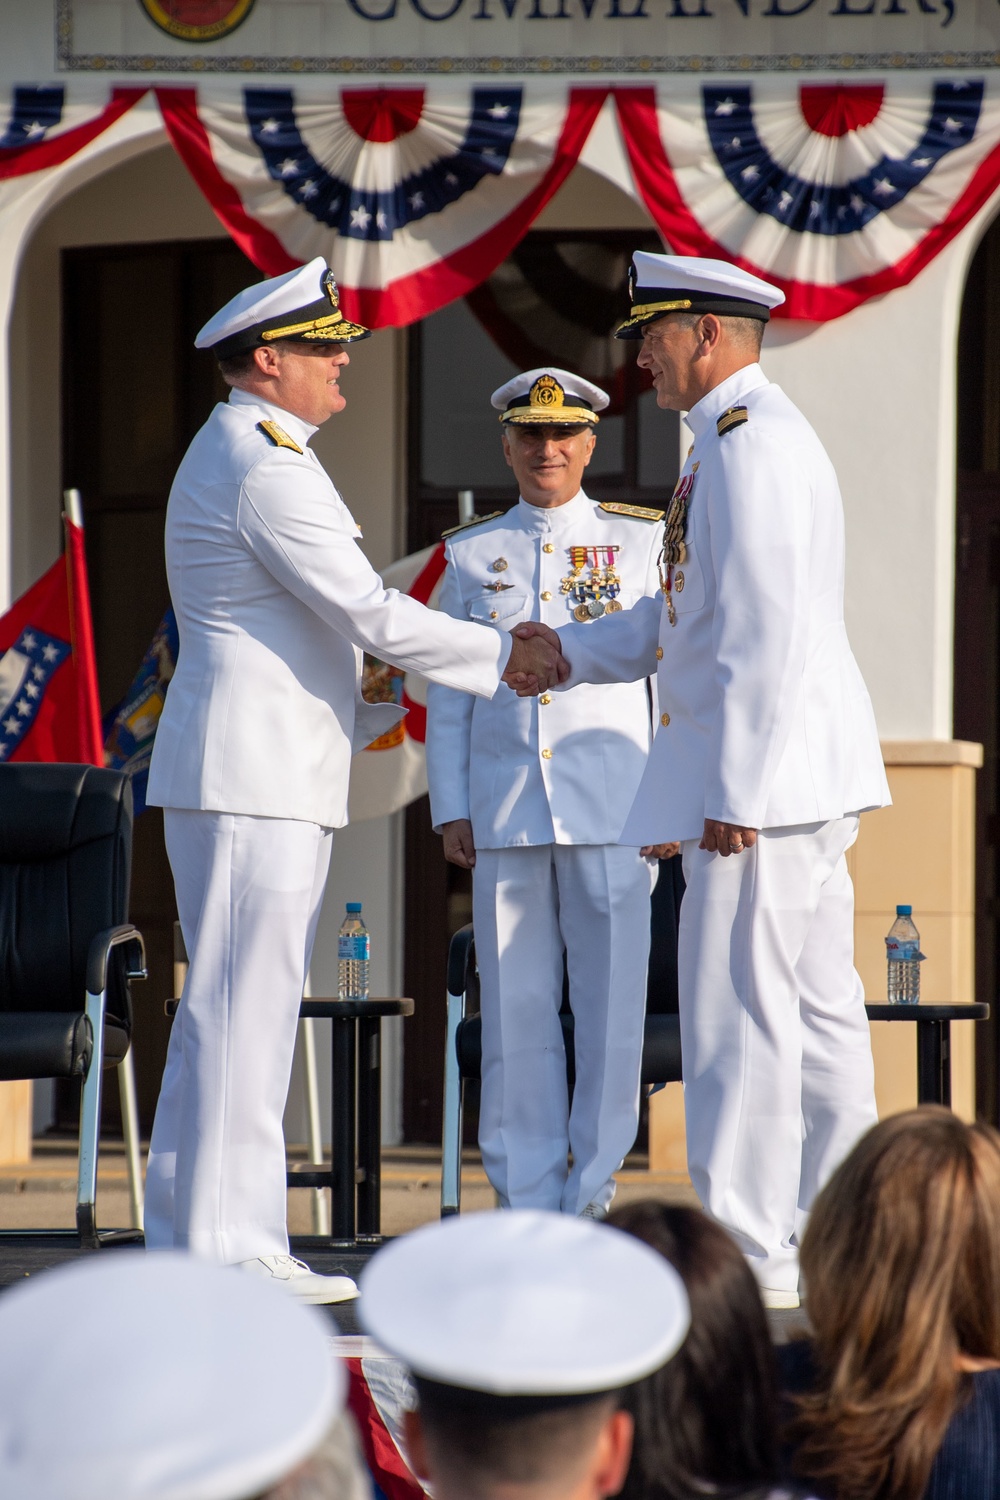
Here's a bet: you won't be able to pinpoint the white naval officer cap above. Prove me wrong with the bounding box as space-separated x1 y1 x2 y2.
616 251 785 339
491 367 610 426
0 1251 344 1500
196 255 370 359
359 1209 690 1395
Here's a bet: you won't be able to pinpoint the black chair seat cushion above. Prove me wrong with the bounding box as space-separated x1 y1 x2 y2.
0 1013 128 1081
456 1011 682 1087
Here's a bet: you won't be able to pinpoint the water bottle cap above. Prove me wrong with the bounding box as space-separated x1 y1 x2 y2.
896 904 912 916
346 902 362 913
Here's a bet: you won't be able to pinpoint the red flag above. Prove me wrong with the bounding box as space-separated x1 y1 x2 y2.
0 515 103 764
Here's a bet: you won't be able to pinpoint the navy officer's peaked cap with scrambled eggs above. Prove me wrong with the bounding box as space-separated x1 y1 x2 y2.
492 367 610 427
196 256 370 360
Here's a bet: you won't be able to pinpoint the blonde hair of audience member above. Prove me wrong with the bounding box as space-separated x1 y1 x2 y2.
403 1382 633 1500
255 1413 372 1500
791 1107 1000 1500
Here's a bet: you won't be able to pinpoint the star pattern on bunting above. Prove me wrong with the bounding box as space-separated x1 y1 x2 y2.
0 626 71 760
244 86 523 243
702 79 983 236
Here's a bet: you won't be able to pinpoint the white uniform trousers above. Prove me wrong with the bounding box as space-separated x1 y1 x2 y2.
145 810 332 1263
473 844 654 1216
679 817 878 1293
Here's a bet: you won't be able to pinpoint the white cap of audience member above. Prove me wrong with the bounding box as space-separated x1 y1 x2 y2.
0 1251 368 1500
360 1209 690 1500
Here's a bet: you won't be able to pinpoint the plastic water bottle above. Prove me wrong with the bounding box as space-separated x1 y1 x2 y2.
886 905 924 1005
337 903 370 1001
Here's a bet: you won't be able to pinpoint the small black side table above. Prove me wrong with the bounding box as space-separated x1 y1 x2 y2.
287 997 414 1247
864 1003 990 1107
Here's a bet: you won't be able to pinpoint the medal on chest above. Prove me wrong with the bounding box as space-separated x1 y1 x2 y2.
659 463 697 626
560 545 623 621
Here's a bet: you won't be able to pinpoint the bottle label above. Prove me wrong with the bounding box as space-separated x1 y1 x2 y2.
338 933 370 961
886 938 921 962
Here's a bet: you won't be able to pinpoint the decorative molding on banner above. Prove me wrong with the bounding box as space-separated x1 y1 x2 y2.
55 0 1000 73
55 49 1000 75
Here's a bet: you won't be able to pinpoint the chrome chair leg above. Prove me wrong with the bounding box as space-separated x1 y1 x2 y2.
440 984 466 1217
77 986 107 1248
117 1053 144 1231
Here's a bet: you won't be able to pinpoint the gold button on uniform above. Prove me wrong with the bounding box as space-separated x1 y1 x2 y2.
655 647 663 660
490 610 498 620
661 711 671 727
542 543 554 554
541 748 553 759
540 693 552 705
541 590 552 601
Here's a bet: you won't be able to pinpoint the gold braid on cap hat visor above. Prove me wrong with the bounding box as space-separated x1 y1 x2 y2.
501 406 599 426
630 297 694 319
260 310 368 341
501 373 598 425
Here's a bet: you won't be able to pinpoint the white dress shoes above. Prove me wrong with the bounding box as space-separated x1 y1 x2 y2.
238 1254 359 1305
579 1202 609 1221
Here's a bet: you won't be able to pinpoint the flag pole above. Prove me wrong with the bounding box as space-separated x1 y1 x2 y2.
63 488 84 529
61 488 103 765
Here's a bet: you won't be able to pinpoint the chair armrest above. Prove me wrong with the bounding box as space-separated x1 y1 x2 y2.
86 926 147 995
448 924 476 999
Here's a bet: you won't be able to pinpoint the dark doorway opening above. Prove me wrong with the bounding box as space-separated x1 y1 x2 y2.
955 213 1000 1125
59 237 257 1135
402 230 679 1144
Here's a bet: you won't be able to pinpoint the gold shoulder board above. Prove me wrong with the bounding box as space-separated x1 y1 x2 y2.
441 510 505 539
717 407 749 437
598 502 665 522
257 419 303 454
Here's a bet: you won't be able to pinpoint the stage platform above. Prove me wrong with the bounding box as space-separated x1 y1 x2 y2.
0 1140 803 1336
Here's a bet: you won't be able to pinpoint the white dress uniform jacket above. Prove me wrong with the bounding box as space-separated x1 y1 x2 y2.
426 491 662 846
425 489 662 1217
148 389 509 828
556 366 890 840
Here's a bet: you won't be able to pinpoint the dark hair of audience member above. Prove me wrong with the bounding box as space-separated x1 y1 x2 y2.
608 1201 778 1500
789 1107 1000 1500
412 1377 622 1493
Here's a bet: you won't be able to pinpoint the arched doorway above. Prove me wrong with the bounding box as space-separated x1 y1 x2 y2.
955 212 1000 1125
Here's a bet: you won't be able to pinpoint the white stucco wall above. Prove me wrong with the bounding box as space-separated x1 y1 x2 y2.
760 216 995 742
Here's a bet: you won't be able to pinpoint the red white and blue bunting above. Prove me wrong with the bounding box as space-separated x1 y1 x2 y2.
157 84 603 326
615 77 1000 319
4 79 1000 323
0 85 144 178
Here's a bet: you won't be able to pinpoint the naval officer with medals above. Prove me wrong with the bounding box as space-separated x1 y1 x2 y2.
526 256 890 1303
145 261 565 1299
426 368 665 1219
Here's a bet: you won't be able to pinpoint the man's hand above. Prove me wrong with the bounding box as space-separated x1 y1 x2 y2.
641 843 681 859
442 818 476 869
502 623 570 697
699 820 758 857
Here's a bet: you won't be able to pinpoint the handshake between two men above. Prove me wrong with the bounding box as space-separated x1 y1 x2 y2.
500 621 568 696
495 621 680 864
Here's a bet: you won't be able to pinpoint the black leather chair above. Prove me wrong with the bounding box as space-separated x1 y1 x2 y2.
0 764 146 1246
441 857 685 1215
